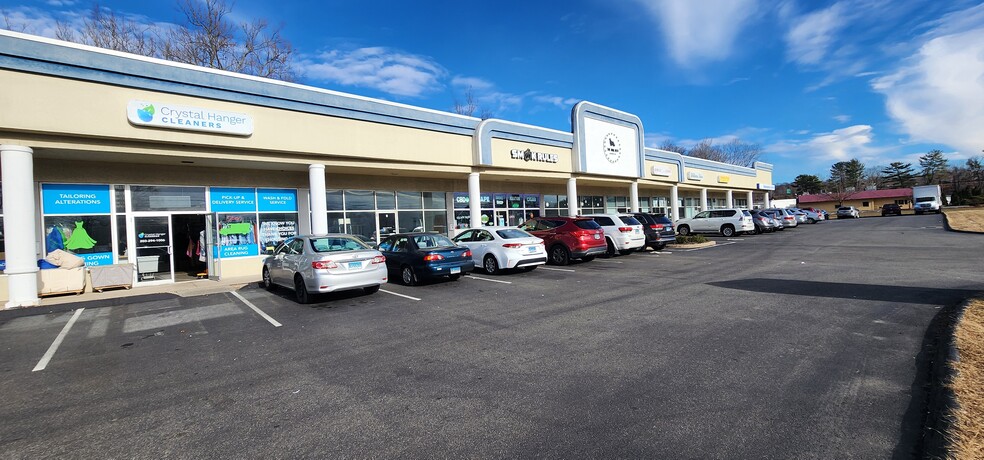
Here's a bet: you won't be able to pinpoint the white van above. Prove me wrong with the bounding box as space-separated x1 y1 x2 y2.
676 209 755 237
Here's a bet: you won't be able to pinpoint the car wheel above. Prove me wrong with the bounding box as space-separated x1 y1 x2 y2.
363 285 380 294
401 266 417 286
293 275 310 304
483 255 500 275
448 274 461 281
549 245 571 265
721 225 735 237
262 267 273 291
808 218 816 224
677 225 691 236
604 239 617 257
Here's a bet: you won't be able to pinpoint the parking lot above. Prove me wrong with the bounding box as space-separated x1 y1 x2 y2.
2 214 982 458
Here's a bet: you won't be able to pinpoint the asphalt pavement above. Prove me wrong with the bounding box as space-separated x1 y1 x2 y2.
1 214 981 458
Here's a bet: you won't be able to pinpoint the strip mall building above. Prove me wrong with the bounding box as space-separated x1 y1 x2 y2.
0 30 774 307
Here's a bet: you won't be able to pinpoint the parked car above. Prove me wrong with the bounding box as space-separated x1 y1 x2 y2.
763 208 798 228
451 227 545 274
378 232 474 285
801 207 827 220
632 212 676 250
837 206 860 219
749 211 776 234
518 216 607 265
881 203 902 216
675 208 755 237
581 213 646 256
262 234 388 304
794 208 822 224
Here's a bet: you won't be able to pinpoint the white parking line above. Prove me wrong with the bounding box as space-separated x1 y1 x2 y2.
33 308 85 372
592 259 623 263
231 291 282 327
539 267 575 272
726 238 745 241
379 288 421 301
465 275 512 284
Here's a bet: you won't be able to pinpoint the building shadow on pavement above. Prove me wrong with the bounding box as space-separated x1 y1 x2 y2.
707 278 981 306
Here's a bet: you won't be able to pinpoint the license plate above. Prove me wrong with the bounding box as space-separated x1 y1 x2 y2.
348 261 361 269
528 246 537 253
450 267 461 274
635 229 640 234
594 234 601 240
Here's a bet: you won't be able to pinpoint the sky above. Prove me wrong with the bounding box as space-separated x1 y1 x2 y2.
3 0 984 183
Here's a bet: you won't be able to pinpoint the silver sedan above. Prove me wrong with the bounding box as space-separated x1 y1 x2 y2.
262 234 388 303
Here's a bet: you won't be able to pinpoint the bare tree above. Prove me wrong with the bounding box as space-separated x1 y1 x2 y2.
718 138 763 167
451 87 494 119
67 3 159 55
162 0 295 81
2 9 28 32
686 139 725 162
657 140 687 154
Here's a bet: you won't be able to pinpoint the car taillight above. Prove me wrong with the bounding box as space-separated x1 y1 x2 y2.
618 227 632 233
573 230 592 238
650 224 664 230
312 260 338 269
462 249 472 258
502 243 523 248
423 254 444 261
370 255 385 264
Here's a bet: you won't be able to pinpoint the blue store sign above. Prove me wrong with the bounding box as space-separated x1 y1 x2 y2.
79 252 114 267
42 184 111 214
257 189 297 212
210 187 257 212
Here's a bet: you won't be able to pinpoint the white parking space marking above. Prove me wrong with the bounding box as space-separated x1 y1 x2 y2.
231 291 283 328
33 308 85 372
539 267 575 272
682 241 737 251
726 238 745 241
379 289 421 301
592 259 623 263
465 275 512 284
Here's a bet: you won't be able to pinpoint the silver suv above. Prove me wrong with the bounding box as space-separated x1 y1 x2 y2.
676 208 755 237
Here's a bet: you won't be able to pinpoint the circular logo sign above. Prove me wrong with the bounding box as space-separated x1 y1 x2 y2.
603 133 621 164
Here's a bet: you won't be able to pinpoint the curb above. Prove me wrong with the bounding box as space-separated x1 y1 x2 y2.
666 241 716 249
919 299 968 459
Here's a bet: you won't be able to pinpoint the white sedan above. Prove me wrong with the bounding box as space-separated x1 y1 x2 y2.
451 227 546 274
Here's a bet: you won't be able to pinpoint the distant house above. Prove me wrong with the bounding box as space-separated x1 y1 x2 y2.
797 188 913 214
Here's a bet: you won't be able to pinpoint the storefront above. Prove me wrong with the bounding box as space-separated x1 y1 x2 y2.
0 30 773 307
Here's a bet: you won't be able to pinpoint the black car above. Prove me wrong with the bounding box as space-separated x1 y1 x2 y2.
377 232 475 285
881 203 902 216
632 212 676 250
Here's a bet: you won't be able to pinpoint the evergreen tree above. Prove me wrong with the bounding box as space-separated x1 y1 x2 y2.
792 174 824 194
919 149 948 185
881 162 916 189
829 158 865 191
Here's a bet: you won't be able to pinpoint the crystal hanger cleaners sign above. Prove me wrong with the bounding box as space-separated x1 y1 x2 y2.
127 100 254 136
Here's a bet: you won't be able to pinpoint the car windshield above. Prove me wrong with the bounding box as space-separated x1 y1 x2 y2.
496 229 532 239
310 236 371 253
413 234 456 249
916 197 935 203
573 220 602 229
654 216 672 224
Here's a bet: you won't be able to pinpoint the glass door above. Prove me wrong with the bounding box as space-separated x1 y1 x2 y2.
133 215 173 283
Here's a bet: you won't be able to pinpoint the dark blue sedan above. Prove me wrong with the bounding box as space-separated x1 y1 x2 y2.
378 232 475 285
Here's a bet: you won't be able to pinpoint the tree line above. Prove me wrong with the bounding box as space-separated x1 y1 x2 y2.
658 139 764 168
775 150 984 206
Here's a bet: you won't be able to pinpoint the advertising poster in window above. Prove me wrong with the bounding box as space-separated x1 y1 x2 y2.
258 213 298 254
217 214 258 258
41 184 114 266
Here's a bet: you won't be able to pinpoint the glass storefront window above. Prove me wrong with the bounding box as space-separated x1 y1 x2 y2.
398 210 423 233
326 190 343 211
494 194 507 208
480 193 493 209
116 215 127 262
377 191 396 209
114 185 125 213
346 212 375 241
423 192 446 209
397 191 422 209
44 215 114 265
424 210 448 234
327 212 345 233
524 194 540 208
344 190 374 210
507 194 523 209
453 210 470 229
453 192 469 209
258 213 299 254
130 186 206 212
216 213 258 258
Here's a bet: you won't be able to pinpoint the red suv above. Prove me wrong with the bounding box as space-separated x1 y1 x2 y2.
518 217 607 265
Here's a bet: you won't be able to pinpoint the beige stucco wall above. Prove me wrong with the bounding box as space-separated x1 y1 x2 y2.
643 159 680 183
219 257 264 280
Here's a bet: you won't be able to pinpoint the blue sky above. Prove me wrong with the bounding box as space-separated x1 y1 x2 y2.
3 0 984 182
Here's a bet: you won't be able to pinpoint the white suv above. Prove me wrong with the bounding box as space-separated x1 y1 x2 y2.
580 214 646 256
676 208 755 237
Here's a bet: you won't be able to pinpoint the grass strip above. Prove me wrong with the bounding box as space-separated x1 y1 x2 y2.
949 298 984 459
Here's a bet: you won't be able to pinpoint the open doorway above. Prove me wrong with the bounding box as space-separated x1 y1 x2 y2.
171 214 207 281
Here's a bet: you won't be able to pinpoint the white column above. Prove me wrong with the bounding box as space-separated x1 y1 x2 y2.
699 188 708 211
764 192 771 208
725 190 733 208
629 181 639 213
747 191 754 209
2 145 40 309
670 185 679 220
308 164 328 234
468 172 482 228
567 177 578 216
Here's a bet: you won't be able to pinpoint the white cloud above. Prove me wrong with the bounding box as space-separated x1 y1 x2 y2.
833 114 851 123
767 125 883 165
451 76 494 91
784 2 846 66
299 47 446 98
532 95 580 109
872 12 984 160
631 0 760 67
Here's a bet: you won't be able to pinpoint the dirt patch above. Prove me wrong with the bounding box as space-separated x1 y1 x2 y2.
667 241 716 249
943 208 984 233
948 298 984 459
